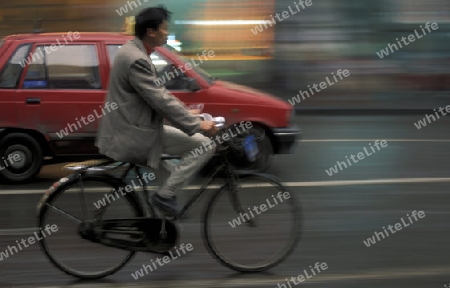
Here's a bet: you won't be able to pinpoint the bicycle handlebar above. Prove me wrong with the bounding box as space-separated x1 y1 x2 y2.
199 113 226 129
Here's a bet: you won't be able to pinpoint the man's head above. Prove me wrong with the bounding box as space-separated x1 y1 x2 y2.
135 6 171 48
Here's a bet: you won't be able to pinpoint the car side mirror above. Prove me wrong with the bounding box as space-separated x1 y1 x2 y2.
185 77 201 92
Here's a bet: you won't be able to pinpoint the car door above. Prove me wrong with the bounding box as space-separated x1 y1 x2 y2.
15 41 107 155
0 43 31 129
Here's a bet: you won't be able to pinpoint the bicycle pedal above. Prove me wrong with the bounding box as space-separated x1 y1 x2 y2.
159 232 168 239
156 209 189 221
145 237 175 254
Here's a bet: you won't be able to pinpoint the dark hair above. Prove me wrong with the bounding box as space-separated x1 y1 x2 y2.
134 6 171 39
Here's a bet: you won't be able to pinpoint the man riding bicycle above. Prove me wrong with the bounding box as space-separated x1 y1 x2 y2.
95 6 218 217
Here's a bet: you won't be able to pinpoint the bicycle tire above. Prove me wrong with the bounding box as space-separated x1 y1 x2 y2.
202 173 302 272
37 174 144 279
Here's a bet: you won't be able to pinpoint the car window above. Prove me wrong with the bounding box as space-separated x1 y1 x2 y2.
150 52 170 73
106 44 190 91
23 46 47 89
106 44 121 67
0 39 4 50
163 44 213 85
106 44 168 72
0 44 31 88
150 51 191 91
22 44 100 89
45 44 101 89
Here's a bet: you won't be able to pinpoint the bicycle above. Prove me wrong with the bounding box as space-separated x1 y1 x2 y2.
36 114 302 280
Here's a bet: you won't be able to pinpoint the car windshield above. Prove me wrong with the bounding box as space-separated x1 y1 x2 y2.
162 44 216 85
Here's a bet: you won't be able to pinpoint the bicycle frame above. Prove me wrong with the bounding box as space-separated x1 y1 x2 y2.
106 150 240 221
68 124 256 224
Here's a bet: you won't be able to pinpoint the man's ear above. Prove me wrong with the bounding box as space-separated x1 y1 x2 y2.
146 28 156 37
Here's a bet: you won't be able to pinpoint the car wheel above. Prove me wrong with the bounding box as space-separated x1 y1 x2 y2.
0 133 43 183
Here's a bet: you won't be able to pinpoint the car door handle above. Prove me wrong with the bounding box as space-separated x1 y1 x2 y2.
26 98 40 104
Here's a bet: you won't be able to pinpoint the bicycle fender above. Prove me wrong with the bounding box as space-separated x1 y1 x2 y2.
35 174 77 217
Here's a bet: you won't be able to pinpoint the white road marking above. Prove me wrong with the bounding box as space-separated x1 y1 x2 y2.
2 177 450 195
0 228 38 235
33 266 450 287
299 139 450 142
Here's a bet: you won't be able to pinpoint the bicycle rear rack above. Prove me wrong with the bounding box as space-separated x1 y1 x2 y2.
63 159 123 172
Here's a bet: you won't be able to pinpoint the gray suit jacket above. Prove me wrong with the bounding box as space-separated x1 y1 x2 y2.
95 37 201 169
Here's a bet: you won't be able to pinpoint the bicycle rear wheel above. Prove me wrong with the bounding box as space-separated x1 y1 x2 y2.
37 174 143 279
203 174 302 272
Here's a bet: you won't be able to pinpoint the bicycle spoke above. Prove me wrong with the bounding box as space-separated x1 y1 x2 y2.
38 175 143 279
44 203 82 224
204 174 301 272
76 175 89 220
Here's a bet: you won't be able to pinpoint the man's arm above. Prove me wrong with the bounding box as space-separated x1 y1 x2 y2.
128 58 201 136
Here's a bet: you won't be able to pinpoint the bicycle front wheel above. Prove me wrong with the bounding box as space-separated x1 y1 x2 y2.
37 174 144 279
203 174 302 272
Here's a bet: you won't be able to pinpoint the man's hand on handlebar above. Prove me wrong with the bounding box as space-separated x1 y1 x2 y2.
189 109 202 115
200 120 219 137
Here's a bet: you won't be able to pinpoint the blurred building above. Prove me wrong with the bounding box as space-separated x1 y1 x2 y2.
1 0 450 102
273 0 450 102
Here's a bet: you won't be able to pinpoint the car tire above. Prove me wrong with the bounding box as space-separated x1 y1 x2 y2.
199 125 274 175
244 126 274 172
228 125 274 173
0 133 43 183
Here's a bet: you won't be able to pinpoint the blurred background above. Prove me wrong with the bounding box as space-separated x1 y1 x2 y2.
2 2 450 287
1 0 450 109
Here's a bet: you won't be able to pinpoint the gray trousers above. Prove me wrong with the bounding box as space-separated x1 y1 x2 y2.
155 125 215 198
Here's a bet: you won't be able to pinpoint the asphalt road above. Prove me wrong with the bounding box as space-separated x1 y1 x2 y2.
1 115 450 288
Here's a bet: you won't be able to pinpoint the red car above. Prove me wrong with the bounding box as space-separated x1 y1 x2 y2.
0 32 301 183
